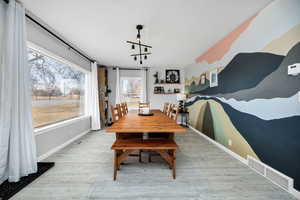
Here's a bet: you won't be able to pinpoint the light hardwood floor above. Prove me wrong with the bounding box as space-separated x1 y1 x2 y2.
11 130 297 200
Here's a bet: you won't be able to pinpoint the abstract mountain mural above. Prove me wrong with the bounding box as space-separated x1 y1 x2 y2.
187 52 284 97
186 42 300 101
184 0 300 192
188 99 259 160
261 24 300 56
186 96 300 191
216 42 300 101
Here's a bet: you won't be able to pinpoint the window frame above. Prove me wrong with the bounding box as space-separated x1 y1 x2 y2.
27 42 91 133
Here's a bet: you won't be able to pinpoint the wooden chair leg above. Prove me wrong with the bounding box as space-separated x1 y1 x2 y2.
113 150 117 181
139 150 142 163
172 150 176 179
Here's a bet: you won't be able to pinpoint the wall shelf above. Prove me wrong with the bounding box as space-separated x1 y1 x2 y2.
154 83 181 85
153 92 179 95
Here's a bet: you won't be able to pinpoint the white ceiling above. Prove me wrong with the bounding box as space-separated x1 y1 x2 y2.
21 0 273 68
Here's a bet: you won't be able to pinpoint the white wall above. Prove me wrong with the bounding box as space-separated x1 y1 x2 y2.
36 117 91 158
148 68 185 110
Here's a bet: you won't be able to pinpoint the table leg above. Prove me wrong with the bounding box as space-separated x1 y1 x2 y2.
139 150 142 163
117 150 135 167
168 133 174 140
172 150 176 179
113 149 135 180
156 150 176 177
113 150 117 180
148 150 152 162
117 150 122 170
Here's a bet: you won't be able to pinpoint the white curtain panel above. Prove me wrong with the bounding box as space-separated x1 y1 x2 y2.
115 67 121 104
90 62 101 130
0 0 37 183
0 1 4 53
141 68 148 102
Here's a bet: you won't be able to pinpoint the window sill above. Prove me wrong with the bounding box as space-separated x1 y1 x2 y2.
34 116 91 136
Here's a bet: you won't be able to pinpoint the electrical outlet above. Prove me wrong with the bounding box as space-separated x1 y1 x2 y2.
228 139 232 146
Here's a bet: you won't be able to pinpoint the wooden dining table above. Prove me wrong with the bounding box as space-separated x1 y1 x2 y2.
106 109 188 180
106 109 187 133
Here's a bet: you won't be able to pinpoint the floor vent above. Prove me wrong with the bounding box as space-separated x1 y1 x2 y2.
247 156 294 192
265 167 294 191
247 156 265 175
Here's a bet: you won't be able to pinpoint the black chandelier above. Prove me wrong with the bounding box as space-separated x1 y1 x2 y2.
126 24 152 65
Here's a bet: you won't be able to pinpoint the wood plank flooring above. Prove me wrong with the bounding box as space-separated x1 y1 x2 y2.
11 130 297 200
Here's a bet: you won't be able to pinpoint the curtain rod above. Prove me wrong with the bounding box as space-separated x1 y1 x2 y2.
3 0 95 63
112 67 148 71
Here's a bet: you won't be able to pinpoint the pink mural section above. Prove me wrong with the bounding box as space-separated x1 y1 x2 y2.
195 15 256 64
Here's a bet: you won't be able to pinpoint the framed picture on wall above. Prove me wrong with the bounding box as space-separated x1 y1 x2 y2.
166 69 180 83
209 69 218 87
200 74 206 85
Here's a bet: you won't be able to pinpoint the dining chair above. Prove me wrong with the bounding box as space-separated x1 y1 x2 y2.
120 103 127 116
124 102 129 114
163 103 169 114
170 105 179 121
139 102 150 107
111 105 121 122
167 104 174 117
138 101 149 110
110 104 142 162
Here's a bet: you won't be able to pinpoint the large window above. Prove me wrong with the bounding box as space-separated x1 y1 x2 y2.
28 48 86 128
120 77 142 109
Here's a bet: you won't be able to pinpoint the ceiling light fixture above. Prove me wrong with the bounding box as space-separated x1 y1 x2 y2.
126 24 152 65
137 33 141 40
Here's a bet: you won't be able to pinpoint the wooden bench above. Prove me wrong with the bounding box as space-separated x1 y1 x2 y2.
111 139 179 180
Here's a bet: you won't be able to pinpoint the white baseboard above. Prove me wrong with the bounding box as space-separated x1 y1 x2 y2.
38 129 91 161
189 125 300 199
189 125 248 165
